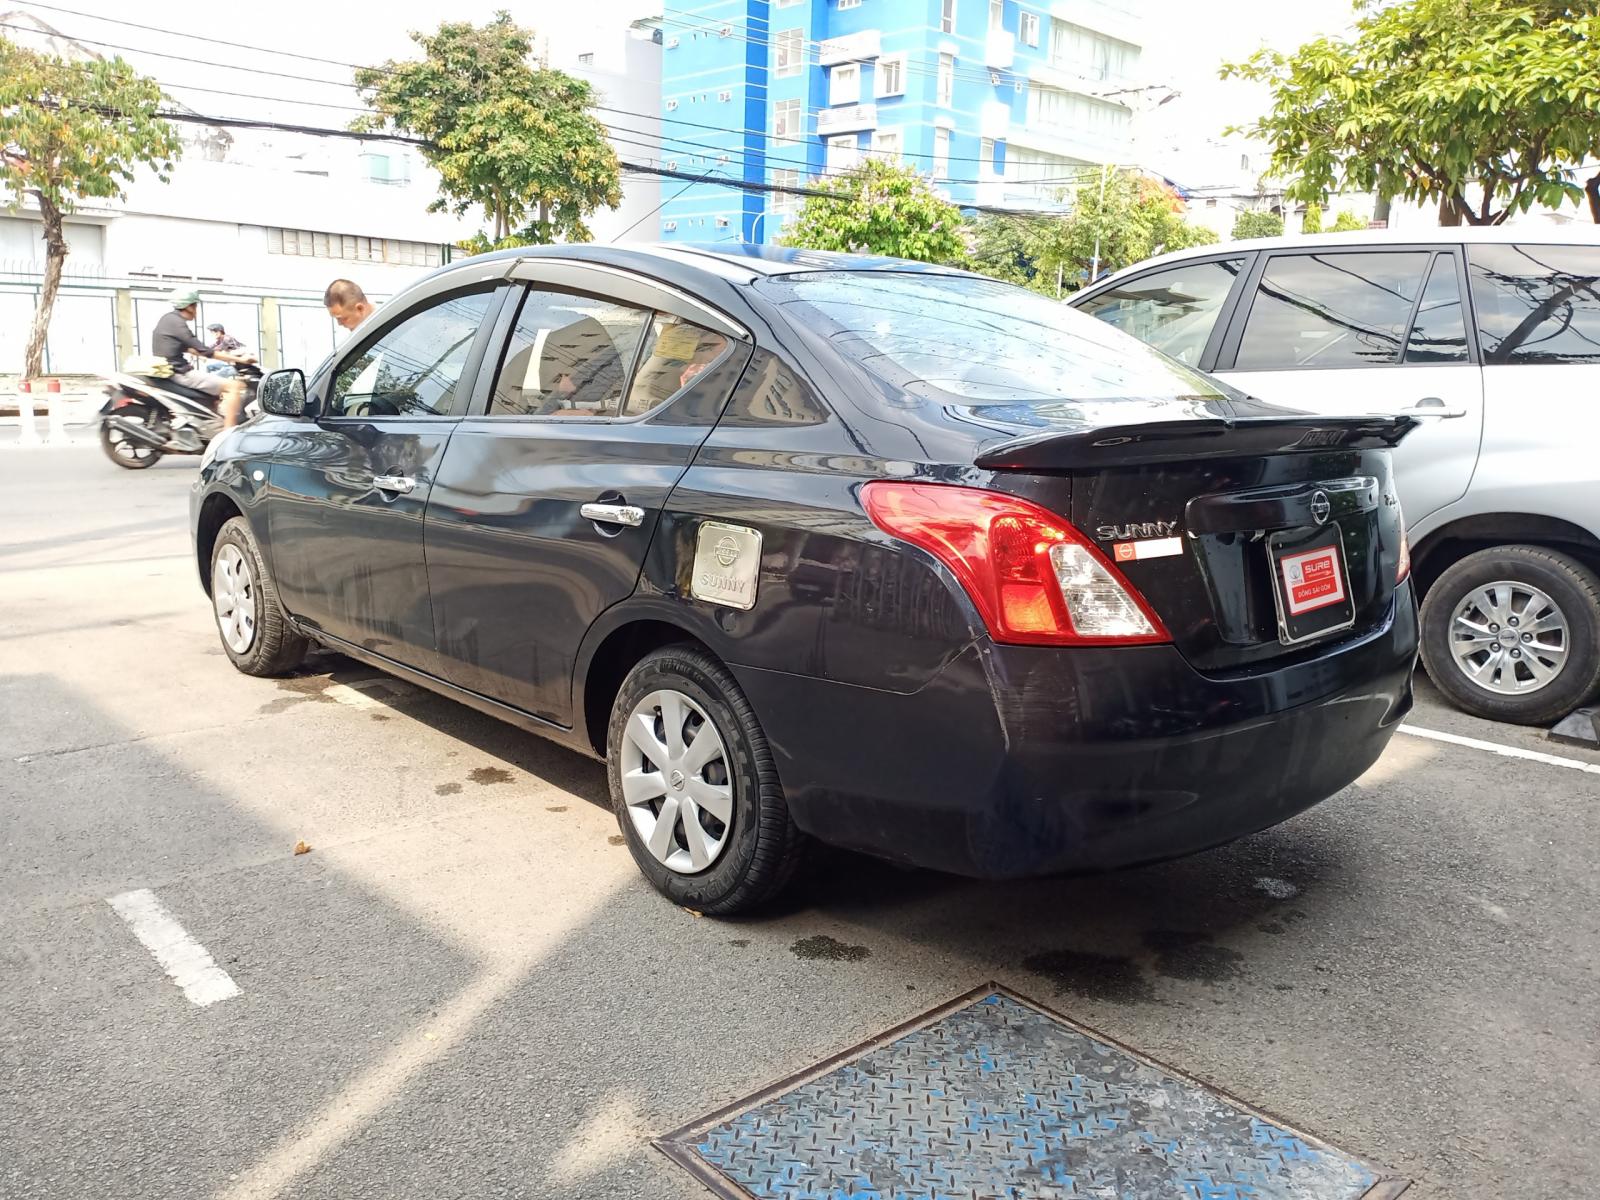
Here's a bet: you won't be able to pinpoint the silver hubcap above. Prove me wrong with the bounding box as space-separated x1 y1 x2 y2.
619 689 734 874
1448 580 1569 696
213 543 257 654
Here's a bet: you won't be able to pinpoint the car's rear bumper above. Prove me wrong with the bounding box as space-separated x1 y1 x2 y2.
733 584 1418 878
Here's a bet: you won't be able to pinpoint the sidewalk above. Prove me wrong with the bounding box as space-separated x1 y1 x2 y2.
0 389 104 449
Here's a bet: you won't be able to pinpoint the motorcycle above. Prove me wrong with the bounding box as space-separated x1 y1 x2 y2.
98 361 261 469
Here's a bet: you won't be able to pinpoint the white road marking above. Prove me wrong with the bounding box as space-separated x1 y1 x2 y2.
107 888 241 1007
1398 723 1600 777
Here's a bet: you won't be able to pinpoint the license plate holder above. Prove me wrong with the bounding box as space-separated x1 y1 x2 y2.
1268 526 1355 645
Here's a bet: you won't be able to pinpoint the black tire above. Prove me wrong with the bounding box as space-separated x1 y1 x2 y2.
100 417 162 469
1420 545 1600 725
606 644 806 915
210 516 308 677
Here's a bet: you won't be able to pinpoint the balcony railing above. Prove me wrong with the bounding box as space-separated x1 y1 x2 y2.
817 104 878 135
818 30 881 65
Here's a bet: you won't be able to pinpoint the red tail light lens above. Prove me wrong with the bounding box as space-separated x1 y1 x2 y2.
861 481 1170 646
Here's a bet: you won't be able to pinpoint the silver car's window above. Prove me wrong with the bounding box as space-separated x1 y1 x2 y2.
1404 253 1469 364
1468 244 1600 366
328 291 492 418
1076 258 1246 366
1235 251 1431 370
764 271 1231 403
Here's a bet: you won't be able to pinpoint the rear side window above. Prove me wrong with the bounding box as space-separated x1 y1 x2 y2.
622 315 732 417
1404 253 1469 364
1468 244 1600 365
1076 257 1246 366
490 288 650 417
1234 251 1430 370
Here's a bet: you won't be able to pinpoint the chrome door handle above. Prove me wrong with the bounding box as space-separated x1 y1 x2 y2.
373 474 416 494
580 502 645 528
1397 397 1467 420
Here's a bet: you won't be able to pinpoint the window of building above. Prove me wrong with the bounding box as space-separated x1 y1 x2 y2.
1048 18 1132 80
489 289 652 418
329 291 493 418
989 0 1003 30
933 129 951 180
622 315 733 417
1468 243 1600 366
876 55 904 97
775 28 803 77
1019 11 1039 45
873 129 902 161
830 62 860 105
577 52 594 65
1026 85 1127 141
1234 251 1431 371
826 135 861 175
937 54 954 106
979 137 996 176
267 227 440 268
776 0 803 7
1003 146 1085 200
837 0 862 9
941 0 957 33
774 98 803 140
772 168 802 217
1405 253 1469 364
1076 259 1247 367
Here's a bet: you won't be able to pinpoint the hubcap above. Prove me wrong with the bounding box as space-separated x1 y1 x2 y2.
212 543 257 654
1448 580 1569 696
107 417 155 462
619 689 733 874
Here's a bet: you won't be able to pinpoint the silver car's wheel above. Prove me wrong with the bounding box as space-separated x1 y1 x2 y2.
1448 580 1569 696
619 688 734 874
212 542 258 654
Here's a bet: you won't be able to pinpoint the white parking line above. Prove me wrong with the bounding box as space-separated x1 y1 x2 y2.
1398 723 1600 776
107 888 241 1007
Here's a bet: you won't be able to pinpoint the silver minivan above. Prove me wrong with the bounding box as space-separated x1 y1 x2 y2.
1071 227 1600 725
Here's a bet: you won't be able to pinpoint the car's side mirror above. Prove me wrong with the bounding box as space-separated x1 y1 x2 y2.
259 369 308 417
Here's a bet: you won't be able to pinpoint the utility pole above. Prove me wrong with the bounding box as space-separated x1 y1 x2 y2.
1088 161 1110 284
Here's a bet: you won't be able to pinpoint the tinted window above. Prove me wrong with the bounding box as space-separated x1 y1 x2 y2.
1235 251 1430 370
1468 243 1600 365
763 272 1233 404
621 315 732 417
1405 253 1469 364
490 288 650 417
1076 258 1245 365
328 291 492 417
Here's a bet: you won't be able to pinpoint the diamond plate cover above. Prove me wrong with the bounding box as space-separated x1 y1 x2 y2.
659 985 1406 1200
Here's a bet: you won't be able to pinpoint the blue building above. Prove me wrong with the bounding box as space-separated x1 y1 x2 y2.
656 0 1143 243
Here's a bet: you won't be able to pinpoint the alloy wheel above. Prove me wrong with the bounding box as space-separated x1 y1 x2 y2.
619 689 734 874
107 417 157 464
1448 580 1569 696
213 543 258 654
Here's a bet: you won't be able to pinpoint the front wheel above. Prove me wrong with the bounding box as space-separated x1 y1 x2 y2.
100 412 162 469
210 517 308 676
1420 545 1600 725
606 644 807 915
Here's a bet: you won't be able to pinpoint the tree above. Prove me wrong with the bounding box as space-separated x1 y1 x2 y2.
782 158 966 263
1224 0 1600 225
1300 202 1323 233
1232 210 1285 239
355 13 620 246
1328 208 1368 232
967 213 1051 289
0 38 179 379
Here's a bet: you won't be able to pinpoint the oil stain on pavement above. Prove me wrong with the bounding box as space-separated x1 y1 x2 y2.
466 766 512 786
1021 948 1156 1004
791 934 870 962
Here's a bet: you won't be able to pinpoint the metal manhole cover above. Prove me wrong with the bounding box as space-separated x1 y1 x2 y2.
658 984 1406 1200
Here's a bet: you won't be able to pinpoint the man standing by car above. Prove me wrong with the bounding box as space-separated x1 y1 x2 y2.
153 289 252 427
323 279 376 332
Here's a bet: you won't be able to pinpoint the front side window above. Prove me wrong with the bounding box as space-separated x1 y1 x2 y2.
1234 251 1431 370
1077 258 1246 367
622 315 733 417
489 288 650 418
763 271 1235 405
775 29 803 77
327 290 492 418
1469 243 1600 365
1405 253 1469 364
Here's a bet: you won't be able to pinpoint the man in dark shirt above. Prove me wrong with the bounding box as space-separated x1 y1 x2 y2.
152 289 252 426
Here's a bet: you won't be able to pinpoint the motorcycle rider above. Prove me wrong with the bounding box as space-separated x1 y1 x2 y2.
152 289 252 427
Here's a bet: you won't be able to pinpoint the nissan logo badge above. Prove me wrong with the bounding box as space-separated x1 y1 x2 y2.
1310 490 1332 526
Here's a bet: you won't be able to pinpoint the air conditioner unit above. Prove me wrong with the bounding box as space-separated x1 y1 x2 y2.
990 70 1001 84
664 220 678 231
667 36 680 48
667 160 679 170
719 24 732 36
716 216 730 228
665 98 679 110
718 90 732 102
717 154 730 164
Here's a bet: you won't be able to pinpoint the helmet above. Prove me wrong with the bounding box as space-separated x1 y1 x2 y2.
206 323 224 332
169 287 201 309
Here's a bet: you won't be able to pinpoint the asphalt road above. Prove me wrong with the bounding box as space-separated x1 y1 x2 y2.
3 446 1597 1199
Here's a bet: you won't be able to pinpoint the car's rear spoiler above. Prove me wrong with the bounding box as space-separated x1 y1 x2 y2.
973 413 1418 471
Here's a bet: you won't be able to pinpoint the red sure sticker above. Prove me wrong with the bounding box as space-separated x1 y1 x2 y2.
1279 546 1347 615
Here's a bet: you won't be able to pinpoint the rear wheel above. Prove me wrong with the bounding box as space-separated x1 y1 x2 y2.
606 644 806 915
210 517 308 676
1420 545 1600 725
100 411 162 469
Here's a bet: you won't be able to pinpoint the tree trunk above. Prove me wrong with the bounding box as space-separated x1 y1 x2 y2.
1587 173 1600 224
22 193 67 381
1439 194 1465 226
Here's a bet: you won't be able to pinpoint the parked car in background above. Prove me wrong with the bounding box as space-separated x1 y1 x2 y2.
1072 227 1600 725
192 244 1416 913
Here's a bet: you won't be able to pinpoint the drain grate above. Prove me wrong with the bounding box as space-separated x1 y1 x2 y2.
659 984 1406 1200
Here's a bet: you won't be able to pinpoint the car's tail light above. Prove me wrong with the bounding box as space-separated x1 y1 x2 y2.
861 481 1170 646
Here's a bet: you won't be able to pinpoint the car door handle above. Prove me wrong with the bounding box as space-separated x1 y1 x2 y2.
373 474 416 494
580 502 645 528
1397 397 1467 420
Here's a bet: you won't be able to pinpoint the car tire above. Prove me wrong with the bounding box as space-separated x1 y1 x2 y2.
1420 545 1600 726
210 516 308 677
606 644 806 915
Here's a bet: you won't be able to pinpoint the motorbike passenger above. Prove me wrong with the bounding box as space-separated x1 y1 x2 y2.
152 289 252 427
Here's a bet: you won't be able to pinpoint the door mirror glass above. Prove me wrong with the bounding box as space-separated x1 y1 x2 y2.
259 369 307 416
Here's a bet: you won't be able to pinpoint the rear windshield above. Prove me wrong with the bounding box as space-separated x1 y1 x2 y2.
762 271 1233 404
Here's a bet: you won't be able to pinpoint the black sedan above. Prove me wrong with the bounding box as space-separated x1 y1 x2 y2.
191 244 1418 914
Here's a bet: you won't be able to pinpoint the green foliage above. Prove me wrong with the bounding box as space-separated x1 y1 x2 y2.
1328 208 1368 232
1223 0 1600 224
1300 202 1323 233
782 158 966 263
1232 209 1285 240
355 13 621 245
967 213 1049 288
0 36 180 377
